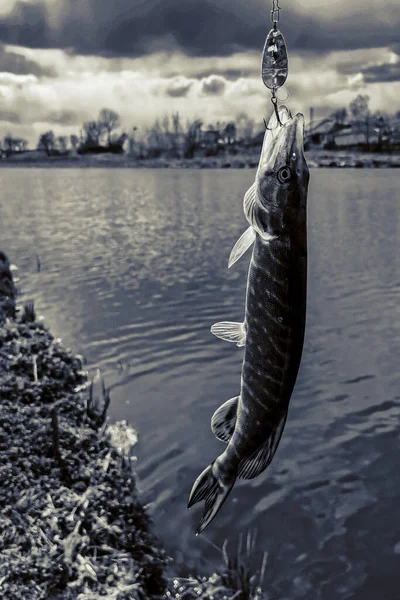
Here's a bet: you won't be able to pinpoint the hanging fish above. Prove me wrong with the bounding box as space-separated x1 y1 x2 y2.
188 106 309 534
261 28 288 90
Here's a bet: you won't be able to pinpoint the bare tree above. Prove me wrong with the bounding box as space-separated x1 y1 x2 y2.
3 136 28 154
57 136 68 152
83 121 103 146
37 131 55 156
70 134 79 151
147 119 164 156
224 122 236 145
236 112 255 143
172 113 182 157
349 94 370 144
184 119 202 158
99 108 121 145
333 107 348 124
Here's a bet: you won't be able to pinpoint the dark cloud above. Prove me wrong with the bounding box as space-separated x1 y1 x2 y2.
361 62 400 83
201 76 226 95
0 42 54 76
336 60 368 76
0 109 21 124
0 2 52 48
0 0 399 59
165 78 193 97
48 110 77 125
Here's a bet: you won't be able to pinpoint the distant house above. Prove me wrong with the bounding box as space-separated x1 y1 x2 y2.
305 119 351 149
334 131 368 149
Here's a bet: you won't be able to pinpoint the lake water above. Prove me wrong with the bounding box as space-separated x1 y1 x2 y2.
1 167 400 598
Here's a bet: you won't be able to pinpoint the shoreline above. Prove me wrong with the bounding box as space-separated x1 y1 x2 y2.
0 149 399 169
0 253 267 599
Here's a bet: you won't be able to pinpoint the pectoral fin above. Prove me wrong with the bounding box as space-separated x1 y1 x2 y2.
210 321 246 346
243 182 257 223
211 396 239 443
228 226 256 268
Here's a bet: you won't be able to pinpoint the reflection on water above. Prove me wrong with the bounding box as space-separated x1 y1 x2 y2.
1 168 400 598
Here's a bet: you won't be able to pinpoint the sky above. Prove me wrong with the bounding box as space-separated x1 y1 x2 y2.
0 0 399 147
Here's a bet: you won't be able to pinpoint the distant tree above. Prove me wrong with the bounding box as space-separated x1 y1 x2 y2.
83 121 103 146
128 126 137 156
333 107 348 124
37 131 55 156
183 119 202 158
70 134 79 151
3 136 13 153
3 136 27 154
147 119 164 155
349 94 369 121
224 122 236 145
57 136 67 152
172 113 181 135
161 115 170 134
349 94 370 145
171 113 183 158
372 111 392 151
98 108 121 145
236 112 255 143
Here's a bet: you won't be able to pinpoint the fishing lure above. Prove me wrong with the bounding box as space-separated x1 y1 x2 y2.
262 0 288 125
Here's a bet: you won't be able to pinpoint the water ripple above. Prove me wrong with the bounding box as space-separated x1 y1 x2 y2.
1 168 400 597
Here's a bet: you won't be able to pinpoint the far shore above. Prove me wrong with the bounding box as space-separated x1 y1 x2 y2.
0 148 399 169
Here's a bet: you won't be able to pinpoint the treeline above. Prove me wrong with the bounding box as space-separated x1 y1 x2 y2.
327 94 400 151
1 95 400 159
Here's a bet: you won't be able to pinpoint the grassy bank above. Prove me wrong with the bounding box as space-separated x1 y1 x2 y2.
0 253 268 600
0 262 167 599
0 149 399 169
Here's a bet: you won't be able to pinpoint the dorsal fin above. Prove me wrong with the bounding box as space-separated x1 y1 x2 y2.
211 396 239 443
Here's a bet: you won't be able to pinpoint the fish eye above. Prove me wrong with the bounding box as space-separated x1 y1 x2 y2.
277 166 292 184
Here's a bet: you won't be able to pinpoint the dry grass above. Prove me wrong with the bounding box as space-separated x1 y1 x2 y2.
164 530 268 600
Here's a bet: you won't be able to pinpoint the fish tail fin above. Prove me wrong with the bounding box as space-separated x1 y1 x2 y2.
188 462 235 535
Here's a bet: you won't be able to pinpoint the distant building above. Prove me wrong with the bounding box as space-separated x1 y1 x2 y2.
305 119 352 149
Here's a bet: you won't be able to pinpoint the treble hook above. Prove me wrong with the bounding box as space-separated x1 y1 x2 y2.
265 89 282 129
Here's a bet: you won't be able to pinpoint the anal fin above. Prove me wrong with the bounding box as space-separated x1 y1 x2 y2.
211 321 246 346
211 396 239 443
237 410 288 480
228 226 256 268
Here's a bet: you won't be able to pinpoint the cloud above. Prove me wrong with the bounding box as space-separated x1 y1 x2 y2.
361 61 400 83
165 76 194 97
0 108 20 123
201 75 226 95
0 42 54 76
0 0 399 59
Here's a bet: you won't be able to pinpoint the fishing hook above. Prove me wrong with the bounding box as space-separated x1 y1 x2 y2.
265 89 282 129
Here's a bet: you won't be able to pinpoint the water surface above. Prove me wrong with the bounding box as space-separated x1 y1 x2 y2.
1 168 400 598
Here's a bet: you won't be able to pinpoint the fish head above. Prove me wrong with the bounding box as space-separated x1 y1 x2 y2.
255 106 309 238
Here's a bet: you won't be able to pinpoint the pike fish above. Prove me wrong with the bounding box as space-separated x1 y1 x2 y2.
188 106 309 534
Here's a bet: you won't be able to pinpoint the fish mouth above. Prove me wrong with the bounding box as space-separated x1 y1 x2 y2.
260 109 305 169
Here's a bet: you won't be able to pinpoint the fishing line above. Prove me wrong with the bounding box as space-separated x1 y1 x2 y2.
262 0 289 127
